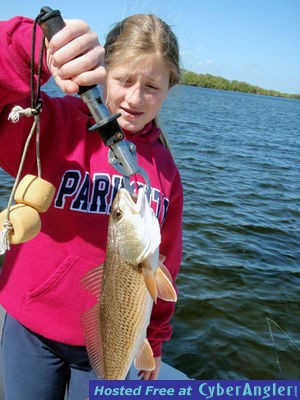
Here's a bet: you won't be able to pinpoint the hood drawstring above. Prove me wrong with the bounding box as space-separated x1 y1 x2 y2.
122 121 170 226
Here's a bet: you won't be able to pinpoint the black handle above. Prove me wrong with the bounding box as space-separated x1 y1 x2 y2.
37 6 65 41
37 6 124 146
37 6 96 94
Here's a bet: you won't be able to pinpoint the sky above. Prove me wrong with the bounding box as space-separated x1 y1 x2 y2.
2 0 299 94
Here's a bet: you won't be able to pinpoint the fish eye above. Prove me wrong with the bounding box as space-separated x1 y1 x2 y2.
113 208 123 220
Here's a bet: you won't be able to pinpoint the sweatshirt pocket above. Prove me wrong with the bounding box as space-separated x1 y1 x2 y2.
24 255 77 301
21 254 99 344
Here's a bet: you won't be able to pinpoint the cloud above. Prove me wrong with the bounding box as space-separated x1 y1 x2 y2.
181 55 214 71
197 59 214 66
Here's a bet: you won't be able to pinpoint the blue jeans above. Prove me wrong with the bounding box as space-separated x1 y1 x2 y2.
1 313 98 400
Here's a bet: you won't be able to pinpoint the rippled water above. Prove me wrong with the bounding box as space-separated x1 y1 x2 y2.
161 86 300 379
1 83 299 379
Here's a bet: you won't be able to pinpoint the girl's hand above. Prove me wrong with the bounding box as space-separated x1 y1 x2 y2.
45 19 106 94
137 356 162 380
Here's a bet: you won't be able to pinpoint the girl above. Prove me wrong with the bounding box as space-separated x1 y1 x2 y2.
0 12 183 399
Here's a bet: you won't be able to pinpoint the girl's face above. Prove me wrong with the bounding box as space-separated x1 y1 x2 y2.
104 53 170 133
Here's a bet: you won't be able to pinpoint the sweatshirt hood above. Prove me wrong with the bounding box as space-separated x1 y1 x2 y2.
123 121 161 145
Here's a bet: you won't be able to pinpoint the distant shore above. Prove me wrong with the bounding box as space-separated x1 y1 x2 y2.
181 70 300 99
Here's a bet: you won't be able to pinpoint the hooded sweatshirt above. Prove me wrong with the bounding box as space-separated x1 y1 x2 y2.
0 17 183 357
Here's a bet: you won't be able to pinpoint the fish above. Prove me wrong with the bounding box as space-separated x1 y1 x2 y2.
81 187 177 380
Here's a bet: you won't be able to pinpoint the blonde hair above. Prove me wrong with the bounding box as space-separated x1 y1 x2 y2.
104 14 180 150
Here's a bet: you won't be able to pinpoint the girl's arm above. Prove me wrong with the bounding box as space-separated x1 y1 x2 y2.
144 170 184 379
0 16 105 175
0 16 105 104
0 17 49 106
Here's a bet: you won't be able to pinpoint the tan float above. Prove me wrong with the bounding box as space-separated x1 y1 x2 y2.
14 174 56 213
0 204 41 245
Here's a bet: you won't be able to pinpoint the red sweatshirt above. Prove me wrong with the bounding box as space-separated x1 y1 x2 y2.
0 17 183 357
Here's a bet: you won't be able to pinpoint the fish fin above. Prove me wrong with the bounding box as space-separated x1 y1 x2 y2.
81 303 105 379
134 339 155 371
158 260 173 282
81 264 103 301
159 253 166 264
155 266 177 302
142 267 157 303
81 265 105 378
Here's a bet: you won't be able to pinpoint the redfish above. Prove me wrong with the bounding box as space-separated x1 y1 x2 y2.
81 187 177 380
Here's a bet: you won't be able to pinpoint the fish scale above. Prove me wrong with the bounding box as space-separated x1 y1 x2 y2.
99 251 152 379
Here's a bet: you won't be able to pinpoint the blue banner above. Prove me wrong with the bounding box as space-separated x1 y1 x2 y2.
89 380 299 400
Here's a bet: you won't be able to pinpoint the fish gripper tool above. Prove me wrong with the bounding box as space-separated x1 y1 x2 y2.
37 6 151 197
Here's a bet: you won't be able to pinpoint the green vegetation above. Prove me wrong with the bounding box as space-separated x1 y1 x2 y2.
181 70 300 99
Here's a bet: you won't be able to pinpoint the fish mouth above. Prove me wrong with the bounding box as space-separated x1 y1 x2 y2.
112 187 160 264
130 193 138 204
119 187 147 214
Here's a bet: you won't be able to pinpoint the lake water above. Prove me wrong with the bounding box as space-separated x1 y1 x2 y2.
1 83 300 379
161 86 300 379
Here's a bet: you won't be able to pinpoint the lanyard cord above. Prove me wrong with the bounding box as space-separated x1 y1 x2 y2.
31 14 45 116
0 15 46 254
31 14 46 178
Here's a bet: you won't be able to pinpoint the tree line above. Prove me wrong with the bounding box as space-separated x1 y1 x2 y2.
181 70 300 99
